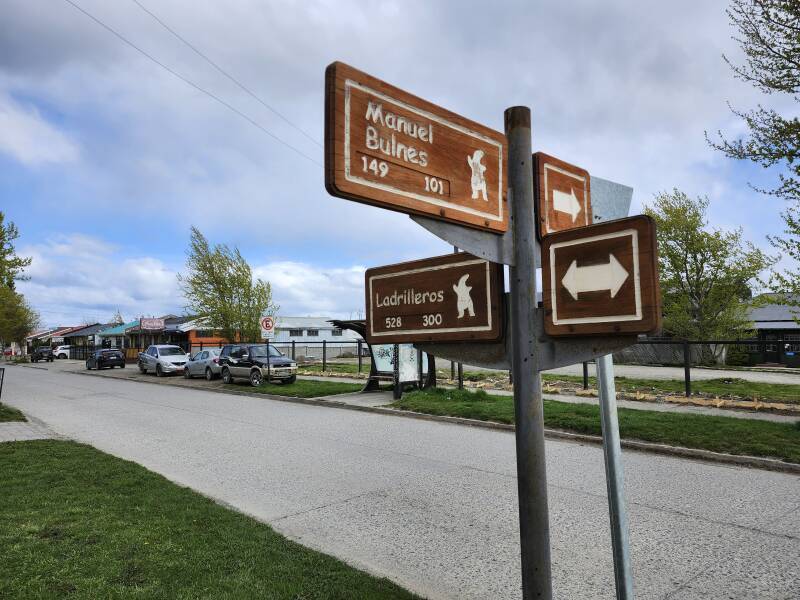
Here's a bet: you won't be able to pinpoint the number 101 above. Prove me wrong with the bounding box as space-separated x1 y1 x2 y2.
424 176 444 195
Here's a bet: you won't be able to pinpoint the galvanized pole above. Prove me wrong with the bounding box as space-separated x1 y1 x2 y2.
596 354 634 600
683 341 691 398
505 105 553 600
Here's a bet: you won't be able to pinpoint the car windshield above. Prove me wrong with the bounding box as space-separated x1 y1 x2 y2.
159 347 186 356
250 345 282 358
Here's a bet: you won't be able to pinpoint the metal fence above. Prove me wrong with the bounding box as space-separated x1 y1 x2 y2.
565 338 799 398
187 340 369 373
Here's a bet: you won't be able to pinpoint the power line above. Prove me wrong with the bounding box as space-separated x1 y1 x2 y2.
62 0 322 168
131 0 321 149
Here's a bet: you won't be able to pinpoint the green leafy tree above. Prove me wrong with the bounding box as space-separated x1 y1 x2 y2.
708 0 800 299
0 212 32 289
178 227 277 344
0 287 39 351
645 190 775 361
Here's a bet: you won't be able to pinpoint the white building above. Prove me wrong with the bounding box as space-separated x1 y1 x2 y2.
272 316 362 344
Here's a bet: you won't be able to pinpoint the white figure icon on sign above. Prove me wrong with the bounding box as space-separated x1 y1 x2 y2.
467 150 488 201
453 274 475 318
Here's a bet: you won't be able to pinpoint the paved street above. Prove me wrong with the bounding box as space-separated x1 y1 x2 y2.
3 364 799 599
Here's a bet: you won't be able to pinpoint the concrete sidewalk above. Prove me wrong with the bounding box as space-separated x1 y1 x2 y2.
0 418 58 442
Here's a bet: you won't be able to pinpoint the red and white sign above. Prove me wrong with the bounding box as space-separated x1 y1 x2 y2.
260 316 276 339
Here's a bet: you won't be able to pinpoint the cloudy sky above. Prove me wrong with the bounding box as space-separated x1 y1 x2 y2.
0 0 792 327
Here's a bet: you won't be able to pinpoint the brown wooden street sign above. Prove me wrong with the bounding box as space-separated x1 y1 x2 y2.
542 215 661 336
365 252 503 344
326 62 508 233
534 152 592 238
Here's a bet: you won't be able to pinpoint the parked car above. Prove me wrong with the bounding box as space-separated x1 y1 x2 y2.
138 345 189 377
86 348 126 370
184 348 222 380
31 347 54 363
54 345 72 359
219 343 297 386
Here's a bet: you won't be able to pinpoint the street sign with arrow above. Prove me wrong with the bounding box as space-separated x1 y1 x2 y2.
534 152 592 238
542 215 661 336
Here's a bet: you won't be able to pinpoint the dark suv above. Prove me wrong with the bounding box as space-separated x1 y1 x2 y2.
86 348 126 370
31 347 54 363
218 344 297 386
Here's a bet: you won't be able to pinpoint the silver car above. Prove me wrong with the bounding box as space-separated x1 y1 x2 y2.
138 344 189 377
184 348 222 380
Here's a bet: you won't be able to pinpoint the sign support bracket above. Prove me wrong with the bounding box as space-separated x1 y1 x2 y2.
505 105 553 600
597 354 634 599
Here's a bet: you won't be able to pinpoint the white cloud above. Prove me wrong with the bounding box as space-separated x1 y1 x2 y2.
18 234 181 326
2 0 793 320
254 261 366 319
0 92 79 166
18 234 370 325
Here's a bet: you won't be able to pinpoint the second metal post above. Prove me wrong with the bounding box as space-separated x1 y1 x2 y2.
596 354 634 599
505 105 553 600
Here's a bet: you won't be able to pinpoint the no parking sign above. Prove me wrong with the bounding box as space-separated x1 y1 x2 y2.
260 316 275 339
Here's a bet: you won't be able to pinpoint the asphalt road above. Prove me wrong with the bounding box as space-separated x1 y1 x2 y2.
3 365 799 599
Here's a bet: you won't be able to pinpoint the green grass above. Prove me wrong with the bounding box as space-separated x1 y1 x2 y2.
243 378 363 398
0 402 25 422
540 374 800 403
392 388 800 463
300 363 362 375
0 440 418 599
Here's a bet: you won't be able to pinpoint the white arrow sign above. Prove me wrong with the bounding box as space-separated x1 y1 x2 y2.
562 253 629 301
552 188 582 222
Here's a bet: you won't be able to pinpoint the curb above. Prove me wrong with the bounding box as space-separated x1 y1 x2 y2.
65 369 800 476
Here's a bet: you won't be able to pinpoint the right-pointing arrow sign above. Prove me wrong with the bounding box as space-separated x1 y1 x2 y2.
561 254 629 300
553 188 582 222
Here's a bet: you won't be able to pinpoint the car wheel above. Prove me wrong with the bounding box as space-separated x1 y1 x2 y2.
222 368 232 384
58 354 66 359
205 368 213 381
250 369 263 387
184 368 191 379
120 363 126 369
285 375 297 384
138 362 146 374
156 364 163 377
86 361 91 370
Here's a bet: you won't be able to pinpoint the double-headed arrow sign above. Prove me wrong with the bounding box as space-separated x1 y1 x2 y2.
542 215 661 336
561 253 629 300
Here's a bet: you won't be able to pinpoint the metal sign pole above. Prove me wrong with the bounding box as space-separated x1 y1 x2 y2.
505 106 553 600
596 354 634 599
